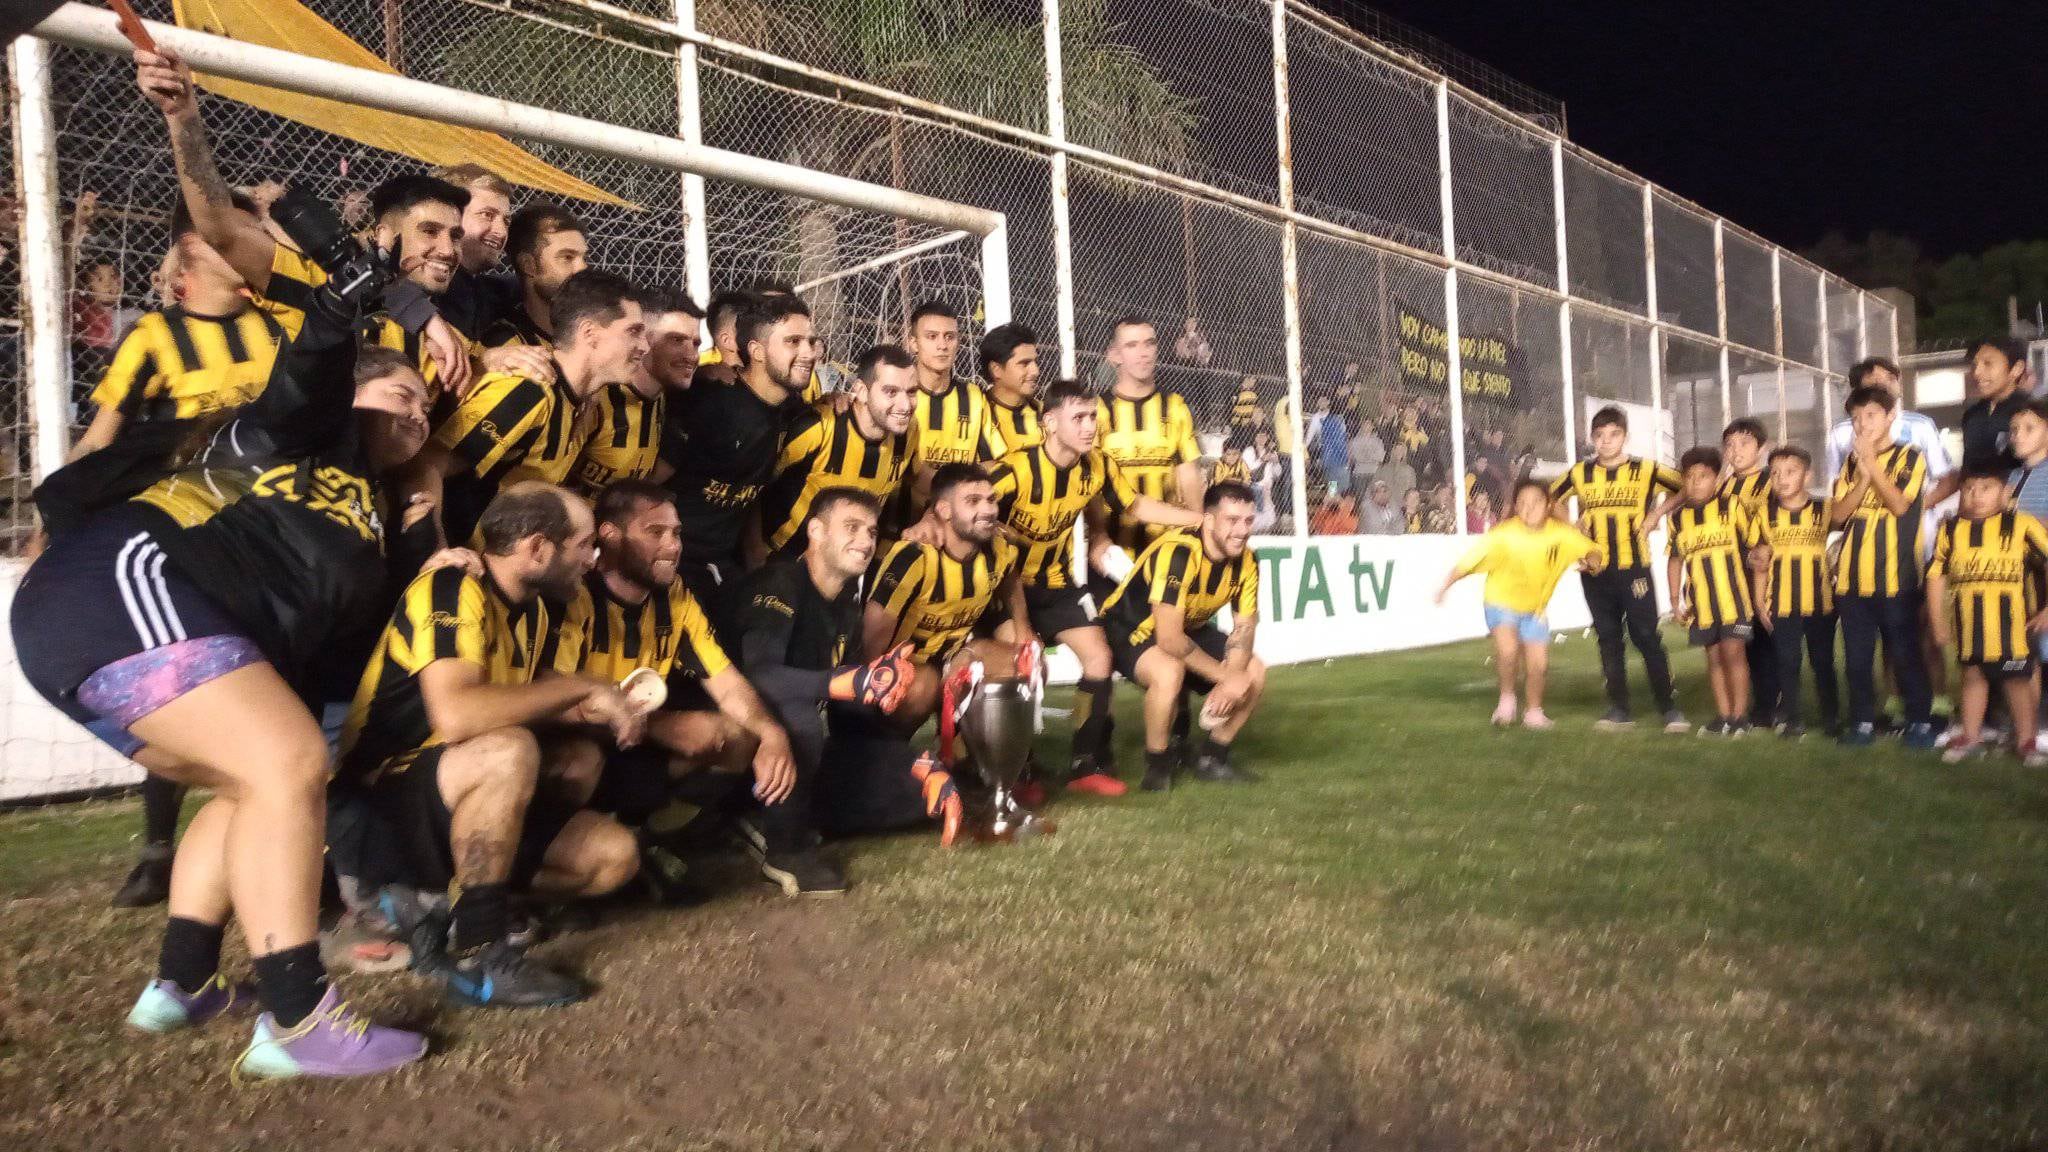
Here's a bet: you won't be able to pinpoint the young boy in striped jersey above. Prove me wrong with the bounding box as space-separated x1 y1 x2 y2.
1926 464 2048 765
1751 446 1840 738
1667 447 1761 736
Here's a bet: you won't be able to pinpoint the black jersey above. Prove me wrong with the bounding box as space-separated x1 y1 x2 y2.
437 267 517 345
662 375 800 563
736 559 860 707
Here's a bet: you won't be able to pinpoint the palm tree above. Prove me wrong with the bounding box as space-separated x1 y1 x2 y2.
428 0 1199 333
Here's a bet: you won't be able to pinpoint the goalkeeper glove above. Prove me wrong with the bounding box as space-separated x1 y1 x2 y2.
828 643 915 713
911 752 964 847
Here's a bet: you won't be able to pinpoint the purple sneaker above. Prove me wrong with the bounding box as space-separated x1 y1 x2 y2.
126 974 250 1034
233 985 427 1081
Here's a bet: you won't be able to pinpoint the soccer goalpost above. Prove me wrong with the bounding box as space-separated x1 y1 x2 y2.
0 3 1012 801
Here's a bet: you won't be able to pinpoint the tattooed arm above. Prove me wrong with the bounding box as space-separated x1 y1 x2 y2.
1224 612 1257 676
134 49 278 292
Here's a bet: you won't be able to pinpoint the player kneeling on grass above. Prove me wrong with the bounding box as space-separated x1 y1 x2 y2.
541 480 799 902
1434 478 1604 729
1666 447 1765 737
341 484 646 1009
1925 464 2048 765
1099 482 1265 791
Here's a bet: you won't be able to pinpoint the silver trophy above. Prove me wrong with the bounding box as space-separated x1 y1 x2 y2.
947 645 1054 842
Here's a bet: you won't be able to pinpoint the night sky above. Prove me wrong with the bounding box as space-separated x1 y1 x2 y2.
1352 0 2047 259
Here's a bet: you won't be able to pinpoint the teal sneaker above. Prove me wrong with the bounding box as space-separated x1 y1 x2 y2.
126 974 248 1034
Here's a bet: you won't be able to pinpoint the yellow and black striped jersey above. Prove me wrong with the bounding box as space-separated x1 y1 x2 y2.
432 368 592 543
1755 496 1834 618
985 394 1043 455
760 401 915 558
1230 383 1260 427
543 569 731 685
1667 495 1758 628
1096 390 1201 549
866 535 1020 662
341 567 548 778
477 305 549 350
910 376 999 468
255 246 461 400
1718 469 1770 511
986 445 1139 590
1548 457 1683 571
573 382 664 496
1100 530 1258 648
1209 455 1252 487
1929 511 2048 665
89 304 283 423
1831 444 1927 599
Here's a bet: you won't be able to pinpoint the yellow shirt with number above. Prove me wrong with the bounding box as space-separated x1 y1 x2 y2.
1456 518 1600 615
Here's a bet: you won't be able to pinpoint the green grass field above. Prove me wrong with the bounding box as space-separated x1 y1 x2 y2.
4 628 2048 1151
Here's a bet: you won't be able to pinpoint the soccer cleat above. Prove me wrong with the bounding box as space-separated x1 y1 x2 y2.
1521 708 1554 731
442 941 586 1008
1490 699 1517 727
2025 750 2048 770
1190 754 1257 783
503 906 548 952
1778 721 1807 741
760 849 848 897
1900 723 1940 751
1139 762 1174 792
112 848 174 908
233 985 427 1080
1696 719 1728 739
1661 710 1690 734
1941 740 1981 765
1593 709 1634 731
126 974 248 1034
377 887 450 975
1729 719 1752 738
637 839 710 907
1015 778 1050 808
1839 722 1878 747
1065 764 1127 797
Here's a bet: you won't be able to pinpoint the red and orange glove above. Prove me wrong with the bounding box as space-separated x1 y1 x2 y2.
910 753 964 846
829 643 915 714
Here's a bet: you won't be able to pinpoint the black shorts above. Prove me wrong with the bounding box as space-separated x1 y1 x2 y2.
10 504 251 738
1961 655 2037 681
1690 620 1754 647
1109 623 1230 692
973 582 1101 641
367 744 578 892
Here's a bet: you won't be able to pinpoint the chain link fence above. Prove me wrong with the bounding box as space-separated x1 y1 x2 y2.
8 0 1898 555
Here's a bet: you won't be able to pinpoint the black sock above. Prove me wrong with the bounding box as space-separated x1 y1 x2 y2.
1198 736 1230 764
1170 693 1193 746
1071 677 1114 766
251 941 327 1029
157 916 224 995
140 775 184 849
1144 748 1174 778
451 882 511 955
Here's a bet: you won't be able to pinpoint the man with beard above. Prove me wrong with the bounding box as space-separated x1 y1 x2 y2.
1100 482 1267 791
405 269 648 546
572 291 701 497
480 204 589 350
755 345 917 563
737 489 928 893
660 293 814 621
540 481 799 900
343 484 645 1008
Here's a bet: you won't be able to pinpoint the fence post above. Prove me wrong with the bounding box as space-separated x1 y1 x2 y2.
1271 0 1309 540
672 0 710 306
1771 248 1786 441
1642 182 1663 458
1713 218 1731 431
8 36 70 479
1857 287 1869 362
1042 0 1078 378
1437 80 1467 533
1552 138 1575 465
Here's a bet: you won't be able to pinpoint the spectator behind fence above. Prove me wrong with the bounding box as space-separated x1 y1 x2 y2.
1359 479 1403 535
1466 488 1498 534
1400 487 1424 533
1309 397 1349 496
1425 484 1456 534
1231 375 1261 429
1348 418 1385 504
1272 393 1297 517
1375 442 1417 508
1173 316 1213 368
1311 491 1358 536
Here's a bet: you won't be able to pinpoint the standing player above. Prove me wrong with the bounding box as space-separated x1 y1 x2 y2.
756 345 917 563
571 291 701 497
904 302 997 507
1666 447 1760 736
1931 338 2031 504
345 485 645 1008
1089 316 1203 582
1434 478 1604 730
1549 406 1687 733
659 293 813 620
1831 385 1937 748
1927 464 2048 764
406 269 646 545
981 379 1200 790
480 204 589 349
980 322 1044 456
1718 417 1778 727
1751 446 1840 738
1099 483 1265 791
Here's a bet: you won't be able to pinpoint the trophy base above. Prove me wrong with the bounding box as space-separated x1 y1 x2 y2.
971 812 1057 844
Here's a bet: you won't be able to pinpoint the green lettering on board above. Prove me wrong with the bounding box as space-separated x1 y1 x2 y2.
1349 548 1395 612
1296 548 1335 619
1255 546 1291 622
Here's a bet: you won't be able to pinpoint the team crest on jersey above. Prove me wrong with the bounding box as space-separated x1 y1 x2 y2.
1632 578 1651 599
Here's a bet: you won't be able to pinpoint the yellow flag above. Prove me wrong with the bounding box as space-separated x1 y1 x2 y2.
173 0 633 208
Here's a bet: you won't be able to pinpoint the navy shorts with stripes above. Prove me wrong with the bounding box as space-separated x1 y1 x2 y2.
11 505 256 752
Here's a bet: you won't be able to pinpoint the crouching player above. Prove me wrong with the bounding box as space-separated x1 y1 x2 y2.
1925 464 2048 765
1750 447 1841 738
1099 481 1265 791
541 480 799 901
1666 447 1763 736
1434 478 1604 729
342 485 646 1008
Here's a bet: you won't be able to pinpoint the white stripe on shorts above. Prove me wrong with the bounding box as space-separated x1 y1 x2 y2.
113 532 164 649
